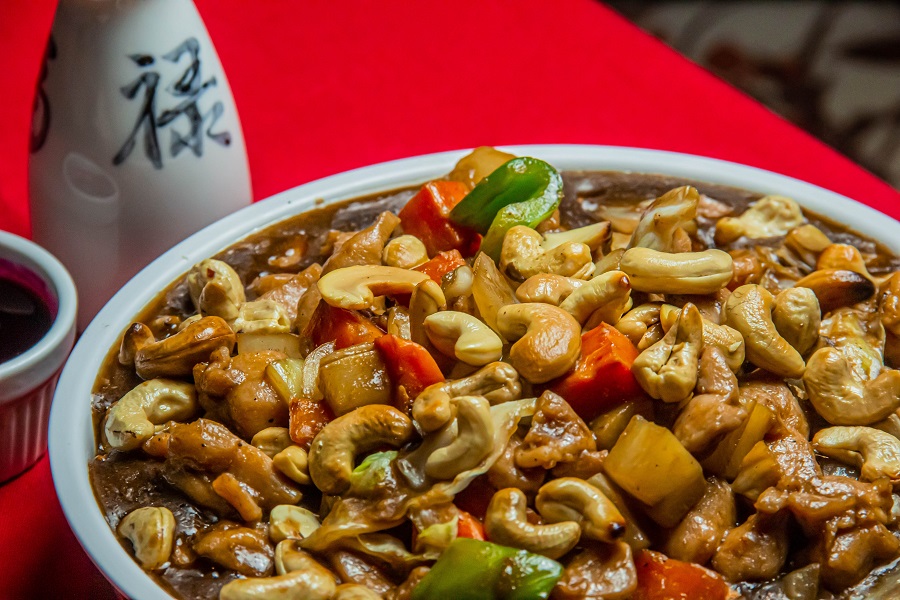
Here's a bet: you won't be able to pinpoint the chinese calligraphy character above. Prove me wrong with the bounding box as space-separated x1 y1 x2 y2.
113 37 231 169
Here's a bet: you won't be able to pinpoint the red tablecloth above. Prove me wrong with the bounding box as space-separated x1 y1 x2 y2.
1 1 898 598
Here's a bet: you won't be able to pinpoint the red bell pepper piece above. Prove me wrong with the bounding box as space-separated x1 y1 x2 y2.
456 509 486 541
453 475 496 521
633 550 733 600
288 398 334 449
399 181 479 257
414 249 467 283
550 323 642 421
374 335 445 403
307 302 384 349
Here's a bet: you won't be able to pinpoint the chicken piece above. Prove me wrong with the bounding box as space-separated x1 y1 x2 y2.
389 567 430 600
329 551 395 595
811 520 900 591
322 211 400 275
551 449 608 480
153 419 302 521
711 513 790 582
740 379 809 438
487 433 546 494
194 347 289 439
515 390 597 470
255 263 322 324
552 541 637 600
673 347 746 454
192 521 274 576
664 478 736 565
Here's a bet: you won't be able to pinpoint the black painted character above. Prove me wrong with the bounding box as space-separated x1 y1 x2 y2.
113 37 231 169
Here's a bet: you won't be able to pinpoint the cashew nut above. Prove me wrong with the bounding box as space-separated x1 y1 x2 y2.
628 186 699 252
500 226 593 282
104 379 198 451
632 303 703 403
714 195 804 244
804 347 900 425
559 269 632 326
273 445 311 485
317 265 433 310
424 311 503 366
881 272 900 338
485 487 581 559
251 427 293 458
442 265 474 302
269 505 321 543
817 243 874 279
308 405 415 495
515 274 585 305
813 427 900 486
784 224 832 268
220 542 336 600
425 395 494 480
620 247 733 295
129 316 236 380
615 303 662 348
412 362 521 432
233 299 292 334
543 221 610 252
409 278 447 348
793 269 875 314
725 284 805 378
382 235 428 269
186 259 246 322
496 303 582 384
117 506 175 570
772 287 820 354
659 304 745 372
535 478 626 543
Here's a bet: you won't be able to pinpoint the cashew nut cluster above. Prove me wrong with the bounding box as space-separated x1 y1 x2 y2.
94 150 900 597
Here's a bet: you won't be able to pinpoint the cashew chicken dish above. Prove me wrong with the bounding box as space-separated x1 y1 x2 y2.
90 148 900 600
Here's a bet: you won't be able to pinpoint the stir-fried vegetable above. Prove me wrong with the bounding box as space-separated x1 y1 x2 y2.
414 249 467 283
551 323 643 421
633 550 733 600
449 157 563 259
374 334 445 402
604 416 706 527
399 180 479 257
307 303 384 349
411 538 564 600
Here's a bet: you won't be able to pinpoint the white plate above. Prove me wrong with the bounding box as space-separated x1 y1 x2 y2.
48 145 900 599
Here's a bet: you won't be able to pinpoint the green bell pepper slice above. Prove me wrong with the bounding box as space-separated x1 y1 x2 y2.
410 538 563 600
448 157 563 260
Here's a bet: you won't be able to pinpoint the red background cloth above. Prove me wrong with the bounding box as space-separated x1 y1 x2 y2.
0 1 898 598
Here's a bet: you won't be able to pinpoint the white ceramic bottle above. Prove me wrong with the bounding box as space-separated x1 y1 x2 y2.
29 0 252 331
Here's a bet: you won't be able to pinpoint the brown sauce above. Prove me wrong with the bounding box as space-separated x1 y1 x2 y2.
88 171 900 599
